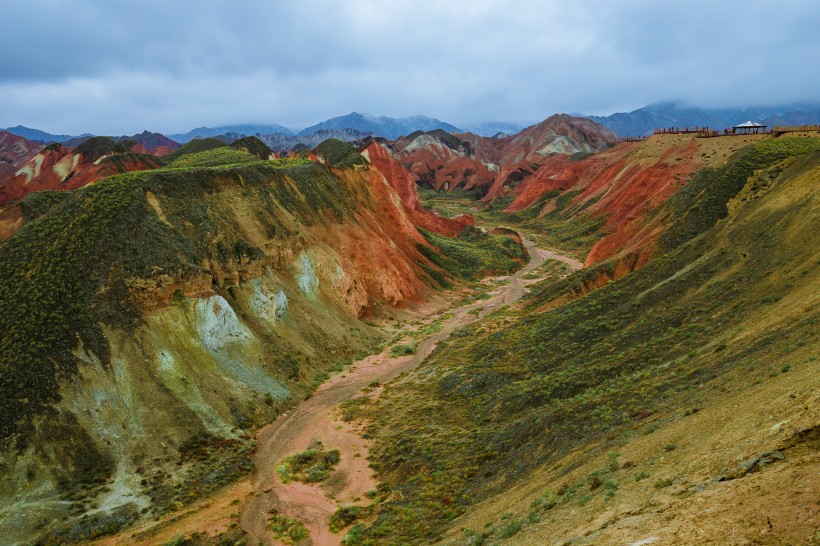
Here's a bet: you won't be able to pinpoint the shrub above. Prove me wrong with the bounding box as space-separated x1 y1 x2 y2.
329 505 361 533
389 343 417 357
495 519 523 539
269 510 308 544
277 441 340 484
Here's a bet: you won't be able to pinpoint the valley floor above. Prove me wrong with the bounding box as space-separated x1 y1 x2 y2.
93 238 576 546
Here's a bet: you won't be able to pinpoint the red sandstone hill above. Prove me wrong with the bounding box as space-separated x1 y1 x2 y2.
119 131 181 156
388 114 619 194
361 142 473 236
0 131 42 180
0 137 161 205
495 132 771 270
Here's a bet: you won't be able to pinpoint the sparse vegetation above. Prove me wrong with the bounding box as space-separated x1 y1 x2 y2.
269 510 309 544
169 146 259 169
330 505 362 533
389 342 417 357
277 441 341 484
418 225 527 280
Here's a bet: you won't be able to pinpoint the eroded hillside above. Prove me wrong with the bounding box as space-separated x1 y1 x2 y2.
0 149 494 544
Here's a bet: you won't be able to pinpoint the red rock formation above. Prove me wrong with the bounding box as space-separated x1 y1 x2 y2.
0 131 42 175
391 114 619 195
496 135 718 269
0 145 162 205
120 131 180 156
361 142 472 236
392 132 496 192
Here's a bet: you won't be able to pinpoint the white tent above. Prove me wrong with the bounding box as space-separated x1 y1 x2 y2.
734 121 765 128
732 120 767 134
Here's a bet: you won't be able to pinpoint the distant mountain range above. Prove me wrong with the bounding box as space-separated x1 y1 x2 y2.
258 128 375 151
297 112 462 140
584 101 820 137
6 102 820 149
459 121 531 137
167 124 295 143
3 125 92 143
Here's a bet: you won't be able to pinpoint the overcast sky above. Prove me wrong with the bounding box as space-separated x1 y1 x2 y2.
1 0 818 135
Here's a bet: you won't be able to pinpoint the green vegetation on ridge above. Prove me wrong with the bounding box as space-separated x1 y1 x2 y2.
314 138 366 167
168 146 260 169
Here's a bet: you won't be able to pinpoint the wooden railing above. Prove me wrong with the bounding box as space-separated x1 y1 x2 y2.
771 125 820 134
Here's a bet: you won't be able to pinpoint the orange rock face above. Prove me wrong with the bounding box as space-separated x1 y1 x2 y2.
361 142 472 236
495 135 720 269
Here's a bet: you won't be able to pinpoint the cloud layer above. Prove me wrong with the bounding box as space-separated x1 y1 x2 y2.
2 0 818 134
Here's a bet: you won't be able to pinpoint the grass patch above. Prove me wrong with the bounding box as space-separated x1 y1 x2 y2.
389 342 417 357
277 441 341 484
330 505 362 533
338 397 372 423
269 510 309 544
169 147 261 168
418 225 527 281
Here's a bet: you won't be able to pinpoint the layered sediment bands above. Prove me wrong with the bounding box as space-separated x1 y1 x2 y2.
0 144 162 205
497 134 772 268
390 114 620 193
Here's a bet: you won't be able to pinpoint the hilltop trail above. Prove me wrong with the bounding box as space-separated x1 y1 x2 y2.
239 238 579 546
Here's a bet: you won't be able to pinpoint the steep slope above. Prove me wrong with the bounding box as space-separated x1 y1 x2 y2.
0 137 162 206
361 142 473 237
229 136 276 160
351 136 820 545
0 131 43 179
489 133 774 271
391 114 620 194
0 130 42 166
392 130 498 192
0 155 456 544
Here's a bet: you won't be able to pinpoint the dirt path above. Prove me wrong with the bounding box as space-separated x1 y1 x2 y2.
239 239 580 546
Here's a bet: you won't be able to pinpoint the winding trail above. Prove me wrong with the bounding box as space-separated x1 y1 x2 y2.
239 239 581 546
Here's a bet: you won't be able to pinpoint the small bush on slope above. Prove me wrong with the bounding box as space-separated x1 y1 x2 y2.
277 440 341 484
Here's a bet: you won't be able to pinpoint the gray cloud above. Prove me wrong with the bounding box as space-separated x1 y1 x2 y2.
1 0 818 134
